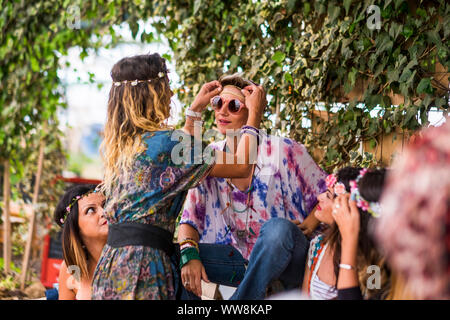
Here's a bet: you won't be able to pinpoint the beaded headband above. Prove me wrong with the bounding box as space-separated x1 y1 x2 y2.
350 168 381 218
60 185 102 225
112 72 166 87
325 173 347 196
221 85 245 100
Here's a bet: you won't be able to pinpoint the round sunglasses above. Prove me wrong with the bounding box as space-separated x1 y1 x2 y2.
210 96 244 113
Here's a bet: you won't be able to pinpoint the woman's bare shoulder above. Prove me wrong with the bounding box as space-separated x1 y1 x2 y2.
59 260 68 276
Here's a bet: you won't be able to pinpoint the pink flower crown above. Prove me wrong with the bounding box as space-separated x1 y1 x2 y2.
325 173 347 196
350 169 381 218
60 186 102 225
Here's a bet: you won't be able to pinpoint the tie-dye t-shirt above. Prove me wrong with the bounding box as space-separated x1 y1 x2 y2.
180 133 327 259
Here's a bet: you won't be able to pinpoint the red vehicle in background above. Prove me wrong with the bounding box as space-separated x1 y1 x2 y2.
41 176 102 289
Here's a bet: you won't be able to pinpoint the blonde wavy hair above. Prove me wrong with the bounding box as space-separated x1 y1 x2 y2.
101 53 173 194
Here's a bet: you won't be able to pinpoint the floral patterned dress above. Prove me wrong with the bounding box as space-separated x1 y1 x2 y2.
91 130 213 300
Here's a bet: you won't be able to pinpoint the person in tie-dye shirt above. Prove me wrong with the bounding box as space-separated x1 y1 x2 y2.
178 73 327 300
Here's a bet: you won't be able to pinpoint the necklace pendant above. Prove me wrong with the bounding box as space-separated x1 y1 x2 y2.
236 230 247 239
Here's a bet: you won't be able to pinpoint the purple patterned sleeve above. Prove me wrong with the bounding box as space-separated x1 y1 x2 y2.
282 139 327 218
179 186 207 236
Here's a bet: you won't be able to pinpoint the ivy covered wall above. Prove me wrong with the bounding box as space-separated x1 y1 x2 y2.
1 0 449 177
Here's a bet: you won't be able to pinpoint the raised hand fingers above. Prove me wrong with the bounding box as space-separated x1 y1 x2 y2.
242 85 267 105
242 84 261 94
241 85 254 97
183 271 200 296
205 80 221 91
193 272 202 297
181 267 190 291
203 81 222 95
338 194 351 215
332 194 349 222
201 266 210 283
191 81 222 111
348 198 359 217
333 194 361 240
241 88 251 97
181 260 205 297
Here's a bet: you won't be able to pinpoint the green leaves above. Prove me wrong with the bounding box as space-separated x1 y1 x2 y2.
271 51 286 66
343 0 352 16
29 56 40 72
1 0 448 176
416 78 434 95
284 72 293 85
375 33 394 57
402 25 414 39
193 0 202 15
229 55 239 70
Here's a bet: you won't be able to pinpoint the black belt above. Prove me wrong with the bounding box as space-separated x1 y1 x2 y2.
107 222 176 257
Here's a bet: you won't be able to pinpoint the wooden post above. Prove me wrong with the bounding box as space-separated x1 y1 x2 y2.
20 139 45 290
2 159 11 274
363 129 412 166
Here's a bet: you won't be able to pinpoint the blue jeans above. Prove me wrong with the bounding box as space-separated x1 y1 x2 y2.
181 218 309 300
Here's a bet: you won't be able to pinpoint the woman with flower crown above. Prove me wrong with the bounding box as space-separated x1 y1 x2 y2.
53 184 107 300
301 167 391 300
91 53 266 300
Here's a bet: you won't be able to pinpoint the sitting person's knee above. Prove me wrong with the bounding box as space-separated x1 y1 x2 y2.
260 218 298 246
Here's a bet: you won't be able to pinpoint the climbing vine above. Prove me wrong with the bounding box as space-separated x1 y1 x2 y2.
150 0 450 169
1 0 449 185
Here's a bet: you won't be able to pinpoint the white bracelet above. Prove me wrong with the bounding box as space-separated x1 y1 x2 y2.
339 264 355 270
186 119 203 127
186 108 202 118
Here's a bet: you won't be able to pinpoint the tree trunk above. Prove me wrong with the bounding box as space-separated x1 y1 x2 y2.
2 159 11 274
20 139 45 290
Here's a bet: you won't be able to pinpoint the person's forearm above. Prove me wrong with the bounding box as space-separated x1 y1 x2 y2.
211 131 258 178
235 132 258 165
177 223 200 243
304 206 320 229
182 115 201 136
337 238 359 289
246 114 261 129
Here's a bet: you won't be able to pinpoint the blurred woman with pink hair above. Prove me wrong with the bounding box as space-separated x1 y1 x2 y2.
375 119 450 299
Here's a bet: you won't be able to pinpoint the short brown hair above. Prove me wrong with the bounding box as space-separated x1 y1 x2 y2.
218 72 253 89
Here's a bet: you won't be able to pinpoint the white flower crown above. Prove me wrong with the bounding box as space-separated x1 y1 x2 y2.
113 72 166 87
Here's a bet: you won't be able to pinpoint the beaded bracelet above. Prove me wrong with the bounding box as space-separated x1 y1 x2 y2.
179 239 199 248
186 109 202 118
185 120 203 127
241 128 260 146
339 264 355 270
241 125 259 134
241 129 259 138
180 243 199 252
179 246 201 269
180 242 197 251
179 238 198 245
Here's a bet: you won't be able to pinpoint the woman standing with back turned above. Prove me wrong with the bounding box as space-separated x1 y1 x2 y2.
91 53 266 299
